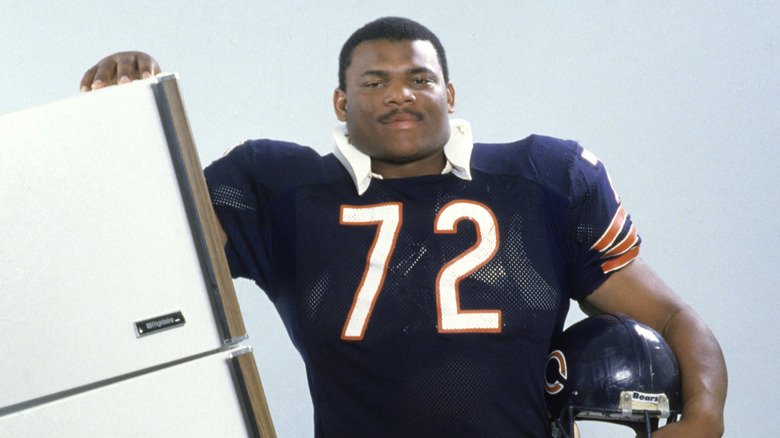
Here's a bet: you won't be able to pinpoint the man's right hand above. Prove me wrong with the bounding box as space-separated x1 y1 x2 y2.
80 51 161 92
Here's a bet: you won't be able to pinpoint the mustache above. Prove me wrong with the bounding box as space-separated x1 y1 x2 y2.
378 109 424 123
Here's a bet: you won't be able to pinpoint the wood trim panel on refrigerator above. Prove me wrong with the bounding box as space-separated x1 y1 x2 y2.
152 74 247 344
230 348 278 438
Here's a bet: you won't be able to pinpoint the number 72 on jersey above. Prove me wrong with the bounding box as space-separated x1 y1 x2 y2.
339 200 503 340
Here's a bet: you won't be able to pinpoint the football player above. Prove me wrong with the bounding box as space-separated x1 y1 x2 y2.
80 17 726 437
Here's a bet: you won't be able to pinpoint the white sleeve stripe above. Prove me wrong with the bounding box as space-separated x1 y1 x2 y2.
601 246 640 274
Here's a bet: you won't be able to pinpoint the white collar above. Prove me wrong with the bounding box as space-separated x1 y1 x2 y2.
332 118 474 195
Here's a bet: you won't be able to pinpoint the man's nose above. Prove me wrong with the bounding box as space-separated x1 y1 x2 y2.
384 80 415 106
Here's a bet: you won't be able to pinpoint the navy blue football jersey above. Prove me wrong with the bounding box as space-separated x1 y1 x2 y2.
204 134 639 437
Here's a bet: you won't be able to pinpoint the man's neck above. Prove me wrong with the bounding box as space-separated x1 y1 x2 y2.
370 150 447 179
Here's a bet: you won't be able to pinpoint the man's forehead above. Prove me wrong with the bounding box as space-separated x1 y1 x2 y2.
348 39 442 75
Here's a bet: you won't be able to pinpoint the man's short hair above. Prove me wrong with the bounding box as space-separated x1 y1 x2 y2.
338 17 449 91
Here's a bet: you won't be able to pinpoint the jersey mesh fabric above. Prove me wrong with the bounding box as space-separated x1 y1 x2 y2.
204 134 639 437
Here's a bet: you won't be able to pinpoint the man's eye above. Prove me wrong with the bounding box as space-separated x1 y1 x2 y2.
412 77 433 85
364 81 383 88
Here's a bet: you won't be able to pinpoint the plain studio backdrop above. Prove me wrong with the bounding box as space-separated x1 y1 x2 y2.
2 2 776 436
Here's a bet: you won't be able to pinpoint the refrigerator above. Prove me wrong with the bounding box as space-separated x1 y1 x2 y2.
0 74 276 437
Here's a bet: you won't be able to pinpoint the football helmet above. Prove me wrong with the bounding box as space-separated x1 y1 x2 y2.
545 313 681 437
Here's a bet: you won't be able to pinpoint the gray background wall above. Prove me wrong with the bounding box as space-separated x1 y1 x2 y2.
2 2 776 436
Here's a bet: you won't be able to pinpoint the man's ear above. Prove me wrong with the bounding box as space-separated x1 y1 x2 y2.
333 88 347 122
446 82 455 114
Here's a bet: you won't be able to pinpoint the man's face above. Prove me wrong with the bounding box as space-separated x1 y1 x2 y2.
334 39 455 176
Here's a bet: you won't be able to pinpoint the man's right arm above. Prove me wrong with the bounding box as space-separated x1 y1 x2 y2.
80 51 161 92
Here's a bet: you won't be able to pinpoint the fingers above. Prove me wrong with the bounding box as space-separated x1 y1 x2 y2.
79 65 99 93
137 54 161 80
79 51 161 93
116 54 138 85
91 56 120 89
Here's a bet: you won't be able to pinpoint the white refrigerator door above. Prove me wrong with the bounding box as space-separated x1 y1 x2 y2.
0 348 255 437
0 77 239 411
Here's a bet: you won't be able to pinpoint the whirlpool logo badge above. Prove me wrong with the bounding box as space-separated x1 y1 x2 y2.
135 311 186 337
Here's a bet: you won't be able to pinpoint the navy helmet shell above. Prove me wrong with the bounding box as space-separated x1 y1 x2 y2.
545 313 681 437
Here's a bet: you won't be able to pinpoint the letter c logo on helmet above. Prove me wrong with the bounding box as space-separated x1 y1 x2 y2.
545 349 567 395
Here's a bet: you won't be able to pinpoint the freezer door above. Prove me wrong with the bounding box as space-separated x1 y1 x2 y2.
0 75 246 411
0 347 274 437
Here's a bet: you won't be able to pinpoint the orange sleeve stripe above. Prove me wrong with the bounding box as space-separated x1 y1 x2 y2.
601 245 640 274
591 206 627 252
604 225 638 258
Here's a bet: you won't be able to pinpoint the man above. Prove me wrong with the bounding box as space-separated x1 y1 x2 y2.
81 17 726 437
